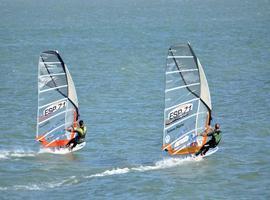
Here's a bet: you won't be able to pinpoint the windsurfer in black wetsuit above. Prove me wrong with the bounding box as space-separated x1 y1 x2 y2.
66 120 87 150
195 123 222 156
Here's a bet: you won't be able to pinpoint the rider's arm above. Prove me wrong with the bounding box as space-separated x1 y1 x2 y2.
66 127 73 132
206 128 215 136
197 126 213 136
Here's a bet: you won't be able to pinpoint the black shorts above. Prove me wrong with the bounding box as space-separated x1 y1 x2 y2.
206 139 217 148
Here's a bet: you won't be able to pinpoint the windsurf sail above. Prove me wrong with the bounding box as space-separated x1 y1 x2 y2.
36 50 79 148
162 43 212 155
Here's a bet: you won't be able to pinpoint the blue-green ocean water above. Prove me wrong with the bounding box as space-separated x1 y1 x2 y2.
0 0 269 199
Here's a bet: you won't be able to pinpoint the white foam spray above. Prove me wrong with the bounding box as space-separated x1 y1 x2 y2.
0 149 36 160
0 176 78 191
86 156 202 178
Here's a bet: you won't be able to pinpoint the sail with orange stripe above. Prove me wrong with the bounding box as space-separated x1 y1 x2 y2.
162 43 212 155
36 50 79 149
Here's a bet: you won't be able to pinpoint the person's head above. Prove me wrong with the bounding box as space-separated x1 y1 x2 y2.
215 123 220 130
79 120 84 127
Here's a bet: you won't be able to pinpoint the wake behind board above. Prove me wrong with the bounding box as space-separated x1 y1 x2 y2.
41 142 86 155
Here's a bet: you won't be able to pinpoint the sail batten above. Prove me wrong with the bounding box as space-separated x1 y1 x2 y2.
40 73 66 77
43 61 61 64
167 56 194 59
40 85 68 93
36 50 79 148
165 83 200 92
163 43 212 155
166 69 198 74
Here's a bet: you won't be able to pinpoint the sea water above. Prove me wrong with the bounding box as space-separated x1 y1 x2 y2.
0 0 269 199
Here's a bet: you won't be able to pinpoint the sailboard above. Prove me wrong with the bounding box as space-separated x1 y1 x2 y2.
162 43 215 156
200 147 219 158
40 142 86 155
36 50 85 154
192 147 219 161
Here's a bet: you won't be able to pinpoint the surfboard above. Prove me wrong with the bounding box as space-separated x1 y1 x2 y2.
192 147 219 160
201 147 219 158
41 142 86 155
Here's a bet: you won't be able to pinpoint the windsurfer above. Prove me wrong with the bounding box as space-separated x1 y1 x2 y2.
195 123 222 156
66 120 87 150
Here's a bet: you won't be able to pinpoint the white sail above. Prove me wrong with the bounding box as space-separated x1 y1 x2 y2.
36 51 79 148
162 43 212 155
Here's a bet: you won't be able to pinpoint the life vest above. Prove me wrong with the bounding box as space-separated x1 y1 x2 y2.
213 129 222 144
74 125 87 139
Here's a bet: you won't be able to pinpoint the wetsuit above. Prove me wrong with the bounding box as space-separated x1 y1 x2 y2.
66 125 87 150
195 129 222 156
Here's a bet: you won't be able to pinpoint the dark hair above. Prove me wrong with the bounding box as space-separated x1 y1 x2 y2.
215 123 220 129
79 120 84 126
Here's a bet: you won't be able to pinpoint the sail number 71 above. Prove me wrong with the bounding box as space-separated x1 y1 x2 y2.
43 101 67 116
168 103 193 120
